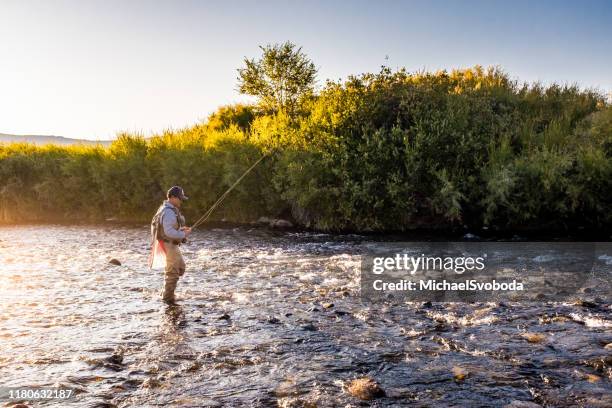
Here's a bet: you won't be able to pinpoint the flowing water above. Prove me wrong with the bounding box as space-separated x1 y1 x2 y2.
0 225 610 407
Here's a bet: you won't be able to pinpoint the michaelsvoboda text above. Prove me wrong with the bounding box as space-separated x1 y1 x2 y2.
372 279 524 291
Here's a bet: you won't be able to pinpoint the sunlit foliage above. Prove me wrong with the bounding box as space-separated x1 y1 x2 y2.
1 66 609 232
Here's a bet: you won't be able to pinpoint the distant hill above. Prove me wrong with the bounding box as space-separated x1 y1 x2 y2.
0 133 112 146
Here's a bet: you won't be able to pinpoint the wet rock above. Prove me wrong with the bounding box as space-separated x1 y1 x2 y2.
573 299 598 309
581 287 594 294
452 366 469 382
218 313 231 320
334 310 349 317
604 343 612 350
275 378 301 398
503 401 542 408
284 312 293 317
307 306 320 313
141 377 161 388
421 301 433 308
539 314 571 324
256 216 271 225
186 361 202 372
301 323 317 331
535 293 546 301
521 332 546 343
105 353 123 365
583 356 612 374
10 405 31 408
109 258 121 266
271 219 293 228
586 374 601 383
121 378 142 388
267 316 280 324
110 384 127 393
322 302 334 309
346 377 385 400
145 364 160 374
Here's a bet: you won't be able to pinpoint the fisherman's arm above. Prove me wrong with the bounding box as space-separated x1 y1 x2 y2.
161 210 186 240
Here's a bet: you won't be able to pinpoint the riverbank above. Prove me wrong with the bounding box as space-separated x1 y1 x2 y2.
1 219 610 243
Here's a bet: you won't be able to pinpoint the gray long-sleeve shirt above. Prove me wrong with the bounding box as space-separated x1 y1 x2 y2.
159 201 186 241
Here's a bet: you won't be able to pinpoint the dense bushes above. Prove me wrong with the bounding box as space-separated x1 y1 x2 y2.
1 66 610 232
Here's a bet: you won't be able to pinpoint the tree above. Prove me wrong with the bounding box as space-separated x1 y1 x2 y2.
206 104 256 133
237 41 317 117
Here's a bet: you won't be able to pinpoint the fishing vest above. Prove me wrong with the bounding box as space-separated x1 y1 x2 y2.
151 204 185 245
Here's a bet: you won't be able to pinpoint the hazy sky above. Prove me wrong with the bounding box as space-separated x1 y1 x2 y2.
1 0 611 140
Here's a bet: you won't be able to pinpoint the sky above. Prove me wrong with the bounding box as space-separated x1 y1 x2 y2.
1 0 611 140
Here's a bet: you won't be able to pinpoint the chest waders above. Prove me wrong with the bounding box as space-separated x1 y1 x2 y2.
151 206 186 246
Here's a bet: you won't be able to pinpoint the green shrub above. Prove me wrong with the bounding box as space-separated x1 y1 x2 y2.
0 66 609 232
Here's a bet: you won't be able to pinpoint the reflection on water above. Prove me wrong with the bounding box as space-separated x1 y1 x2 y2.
0 225 610 407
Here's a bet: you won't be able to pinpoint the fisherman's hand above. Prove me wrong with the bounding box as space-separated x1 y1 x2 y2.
181 226 192 236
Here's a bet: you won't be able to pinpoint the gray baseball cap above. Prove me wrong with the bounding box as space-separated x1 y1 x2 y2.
167 186 189 200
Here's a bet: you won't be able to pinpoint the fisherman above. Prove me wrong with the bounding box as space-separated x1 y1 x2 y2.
150 186 192 304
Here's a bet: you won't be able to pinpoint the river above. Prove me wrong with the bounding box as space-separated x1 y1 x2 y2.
0 225 610 407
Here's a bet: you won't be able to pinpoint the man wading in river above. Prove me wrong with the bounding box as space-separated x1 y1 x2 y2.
150 186 192 304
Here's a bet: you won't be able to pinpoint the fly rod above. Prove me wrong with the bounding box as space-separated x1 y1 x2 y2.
190 152 269 230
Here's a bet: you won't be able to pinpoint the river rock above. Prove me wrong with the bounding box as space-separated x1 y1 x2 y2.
521 332 546 343
267 316 280 324
271 219 293 228
581 287 594 294
452 366 468 381
218 313 231 320
586 374 601 383
106 353 123 365
109 258 121 266
334 310 349 316
322 302 334 309
142 377 161 388
301 323 317 331
346 377 385 400
573 299 598 308
257 216 271 225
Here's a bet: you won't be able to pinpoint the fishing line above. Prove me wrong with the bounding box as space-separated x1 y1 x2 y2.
190 152 270 230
